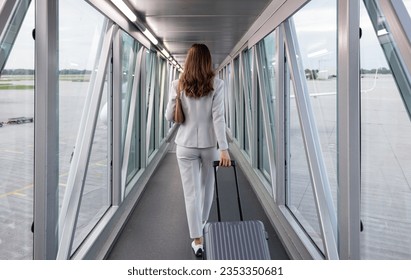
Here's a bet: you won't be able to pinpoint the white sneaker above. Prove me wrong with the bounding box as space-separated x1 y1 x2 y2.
191 241 203 257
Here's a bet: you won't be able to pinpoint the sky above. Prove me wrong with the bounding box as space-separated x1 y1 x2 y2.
4 0 106 70
292 0 410 72
2 0 411 71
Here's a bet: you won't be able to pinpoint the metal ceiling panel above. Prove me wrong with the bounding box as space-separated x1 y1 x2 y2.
129 0 271 16
127 0 272 67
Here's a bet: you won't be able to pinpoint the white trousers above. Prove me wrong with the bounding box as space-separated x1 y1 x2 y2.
176 145 218 239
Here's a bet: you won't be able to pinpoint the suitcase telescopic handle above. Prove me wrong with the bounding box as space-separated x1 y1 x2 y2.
213 160 236 167
212 160 243 222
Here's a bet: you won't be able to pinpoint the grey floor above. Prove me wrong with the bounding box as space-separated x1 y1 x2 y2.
106 151 290 260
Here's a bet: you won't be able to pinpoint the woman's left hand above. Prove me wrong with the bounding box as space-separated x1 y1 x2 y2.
219 150 231 167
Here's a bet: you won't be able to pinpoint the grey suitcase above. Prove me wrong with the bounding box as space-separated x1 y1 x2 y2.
203 160 271 260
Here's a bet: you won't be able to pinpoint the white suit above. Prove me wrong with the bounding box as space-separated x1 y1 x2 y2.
165 78 228 238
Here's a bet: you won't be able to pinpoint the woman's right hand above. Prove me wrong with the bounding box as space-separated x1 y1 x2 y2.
219 150 231 167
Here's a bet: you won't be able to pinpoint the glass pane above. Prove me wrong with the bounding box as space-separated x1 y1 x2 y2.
58 0 108 255
126 105 141 183
146 50 153 118
247 51 254 156
73 73 110 251
121 31 139 157
256 31 278 193
286 0 338 254
162 63 170 138
292 0 338 202
121 31 141 188
145 51 156 157
126 48 143 185
159 60 168 141
242 50 252 156
404 0 411 17
362 0 411 118
149 57 159 155
227 64 232 131
149 91 155 156
0 1 34 260
288 78 324 253
262 33 277 147
238 58 246 150
242 100 249 154
257 79 270 182
360 1 411 259
233 58 240 140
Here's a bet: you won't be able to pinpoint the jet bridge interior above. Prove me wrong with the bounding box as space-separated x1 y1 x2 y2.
0 0 411 260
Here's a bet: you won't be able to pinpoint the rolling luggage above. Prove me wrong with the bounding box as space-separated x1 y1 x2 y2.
203 160 271 260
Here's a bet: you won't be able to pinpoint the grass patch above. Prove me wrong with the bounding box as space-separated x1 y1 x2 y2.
0 75 34 81
1 74 90 82
0 84 35 90
59 75 90 82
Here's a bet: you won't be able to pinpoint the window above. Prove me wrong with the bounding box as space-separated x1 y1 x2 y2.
360 0 411 259
0 0 34 260
286 0 338 254
58 0 109 254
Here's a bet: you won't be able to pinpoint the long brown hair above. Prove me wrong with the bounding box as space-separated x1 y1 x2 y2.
178 44 215 98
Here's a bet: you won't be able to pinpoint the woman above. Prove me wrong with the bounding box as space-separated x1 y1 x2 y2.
165 44 231 257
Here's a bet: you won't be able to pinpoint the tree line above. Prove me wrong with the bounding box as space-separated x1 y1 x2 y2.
305 67 391 80
360 67 391 74
3 67 392 77
1 69 92 75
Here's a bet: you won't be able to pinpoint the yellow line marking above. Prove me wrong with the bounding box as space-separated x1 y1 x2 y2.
11 192 26 197
4 149 24 154
0 184 32 199
1 161 108 199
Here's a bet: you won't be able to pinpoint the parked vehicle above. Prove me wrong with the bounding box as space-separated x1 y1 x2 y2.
6 117 33 124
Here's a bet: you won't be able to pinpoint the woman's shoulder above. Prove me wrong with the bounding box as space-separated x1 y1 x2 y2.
213 78 224 93
214 77 223 85
171 79 181 92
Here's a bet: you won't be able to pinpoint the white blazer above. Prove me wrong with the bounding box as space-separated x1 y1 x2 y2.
165 78 228 151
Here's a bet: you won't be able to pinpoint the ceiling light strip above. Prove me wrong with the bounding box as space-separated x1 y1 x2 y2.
111 0 184 68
